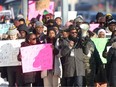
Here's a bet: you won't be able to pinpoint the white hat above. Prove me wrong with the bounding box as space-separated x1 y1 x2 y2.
98 29 106 35
7 25 19 36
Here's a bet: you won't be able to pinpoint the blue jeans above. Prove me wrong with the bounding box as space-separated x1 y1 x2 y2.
67 76 83 87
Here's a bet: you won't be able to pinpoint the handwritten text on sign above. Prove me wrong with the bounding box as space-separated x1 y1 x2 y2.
21 44 53 73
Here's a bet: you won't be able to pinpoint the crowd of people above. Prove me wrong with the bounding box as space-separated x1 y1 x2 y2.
0 12 116 87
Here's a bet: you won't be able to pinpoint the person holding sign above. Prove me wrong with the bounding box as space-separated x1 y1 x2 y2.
42 28 61 87
6 26 23 87
18 33 38 87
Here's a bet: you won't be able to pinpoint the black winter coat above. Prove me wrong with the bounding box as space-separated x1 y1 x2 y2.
107 47 116 86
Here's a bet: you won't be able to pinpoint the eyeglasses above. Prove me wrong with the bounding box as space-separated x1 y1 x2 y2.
71 32 77 34
30 38 36 40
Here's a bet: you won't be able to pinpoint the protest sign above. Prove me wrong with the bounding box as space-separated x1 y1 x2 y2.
91 38 108 63
28 1 54 20
21 44 53 73
0 23 13 34
0 39 24 67
89 24 99 31
0 10 12 18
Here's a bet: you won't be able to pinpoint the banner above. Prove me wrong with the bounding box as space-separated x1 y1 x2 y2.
0 39 24 67
91 38 108 63
21 44 53 73
0 23 13 34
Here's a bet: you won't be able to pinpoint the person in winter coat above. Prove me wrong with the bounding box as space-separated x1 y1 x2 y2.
55 17 64 30
18 33 37 87
6 26 24 87
102 30 116 87
103 30 116 58
58 28 70 86
61 25 85 87
17 24 29 39
42 28 61 87
107 39 116 86
79 23 103 87
35 21 46 44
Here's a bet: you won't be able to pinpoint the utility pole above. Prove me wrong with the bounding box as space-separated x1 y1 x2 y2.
69 0 78 11
22 0 28 19
61 0 68 26
70 1 75 11
106 0 110 13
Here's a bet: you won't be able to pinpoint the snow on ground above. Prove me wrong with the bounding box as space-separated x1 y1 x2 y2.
0 77 8 87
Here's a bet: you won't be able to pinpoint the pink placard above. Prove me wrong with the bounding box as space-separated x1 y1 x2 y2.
20 44 53 73
89 24 99 31
28 1 54 20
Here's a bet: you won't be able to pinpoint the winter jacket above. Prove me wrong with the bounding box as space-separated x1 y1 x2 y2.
41 37 62 78
17 42 36 84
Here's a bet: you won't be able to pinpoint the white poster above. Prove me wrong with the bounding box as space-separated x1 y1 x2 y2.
0 10 12 18
54 11 77 21
0 39 24 67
